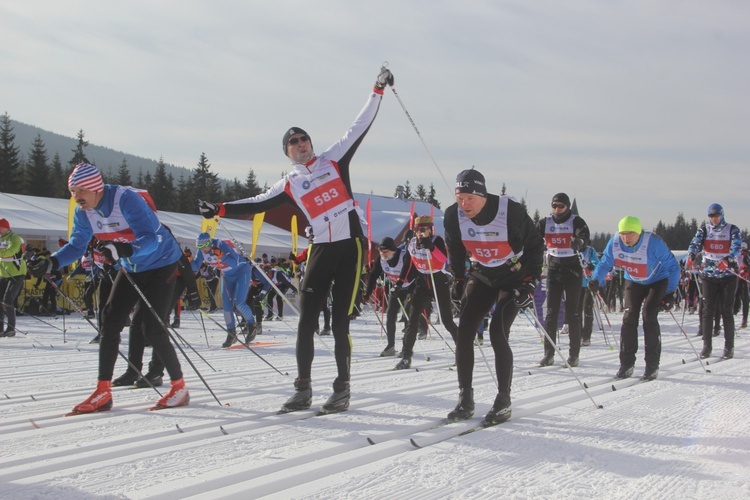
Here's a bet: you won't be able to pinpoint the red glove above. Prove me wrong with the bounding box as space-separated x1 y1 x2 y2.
685 255 694 270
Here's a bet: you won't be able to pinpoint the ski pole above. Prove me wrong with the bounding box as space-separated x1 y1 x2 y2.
425 254 456 354
396 296 431 362
589 289 612 349
384 61 452 195
41 273 162 396
726 267 750 285
520 305 603 409
667 310 710 373
119 268 223 406
593 290 619 349
199 309 289 377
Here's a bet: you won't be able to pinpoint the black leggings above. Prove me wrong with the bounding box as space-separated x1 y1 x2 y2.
98 263 181 382
454 274 520 399
296 238 362 385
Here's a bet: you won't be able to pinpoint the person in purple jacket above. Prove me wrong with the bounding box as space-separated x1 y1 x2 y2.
589 216 680 381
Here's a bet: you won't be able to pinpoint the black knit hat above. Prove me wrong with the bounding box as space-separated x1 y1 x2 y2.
282 127 312 156
552 193 571 207
379 237 397 251
455 168 487 197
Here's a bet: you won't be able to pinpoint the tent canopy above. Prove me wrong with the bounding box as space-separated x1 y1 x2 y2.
1 191 445 260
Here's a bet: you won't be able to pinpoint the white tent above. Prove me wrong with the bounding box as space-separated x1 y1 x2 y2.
1 191 445 258
0 192 304 258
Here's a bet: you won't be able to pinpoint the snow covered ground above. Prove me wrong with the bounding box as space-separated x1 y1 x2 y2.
1 304 748 499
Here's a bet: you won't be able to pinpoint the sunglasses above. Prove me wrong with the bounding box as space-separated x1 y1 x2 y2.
708 213 722 217
288 135 310 146
551 203 566 209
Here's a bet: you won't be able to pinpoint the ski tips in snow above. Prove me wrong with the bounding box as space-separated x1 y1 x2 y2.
220 425 228 435
175 424 184 433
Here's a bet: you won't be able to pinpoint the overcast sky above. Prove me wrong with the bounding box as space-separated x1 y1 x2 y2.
2 1 748 234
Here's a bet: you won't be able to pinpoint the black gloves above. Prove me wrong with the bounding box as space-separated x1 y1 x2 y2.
661 291 675 311
394 279 404 289
588 279 599 293
288 251 297 262
451 279 465 303
513 280 536 309
417 236 434 250
198 200 222 219
571 237 586 252
29 255 59 278
96 241 133 264
375 67 394 90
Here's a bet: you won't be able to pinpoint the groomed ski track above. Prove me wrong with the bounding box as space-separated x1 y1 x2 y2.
0 309 748 499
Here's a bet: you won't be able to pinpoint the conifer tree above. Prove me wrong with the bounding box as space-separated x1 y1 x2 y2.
116 158 132 186
175 174 195 214
191 152 222 202
24 135 50 196
149 157 175 211
0 112 22 194
245 167 263 196
403 180 412 200
414 184 427 201
68 129 89 172
426 183 441 210
49 153 68 198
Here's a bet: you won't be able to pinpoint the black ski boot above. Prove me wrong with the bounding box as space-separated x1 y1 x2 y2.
278 378 312 414
566 355 579 367
112 369 140 387
700 343 712 359
135 372 164 388
538 350 554 367
379 345 396 357
615 365 634 379
170 317 180 328
222 328 239 348
244 323 259 344
89 334 100 344
641 365 659 381
394 356 412 370
722 346 734 359
318 380 350 415
447 388 474 421
485 393 512 425
1 327 16 338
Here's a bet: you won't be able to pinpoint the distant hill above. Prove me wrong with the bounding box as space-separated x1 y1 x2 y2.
9 120 195 181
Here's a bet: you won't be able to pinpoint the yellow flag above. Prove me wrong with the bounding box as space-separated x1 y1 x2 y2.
291 215 298 255
201 216 219 237
67 197 77 239
251 213 264 260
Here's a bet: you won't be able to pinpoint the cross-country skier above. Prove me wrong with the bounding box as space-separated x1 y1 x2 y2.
28 163 189 413
686 203 742 359
0 218 27 337
589 216 680 380
197 66 394 415
191 232 259 347
444 168 545 424
536 193 590 367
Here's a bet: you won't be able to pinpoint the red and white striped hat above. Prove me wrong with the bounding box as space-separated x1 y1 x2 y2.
68 163 104 192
